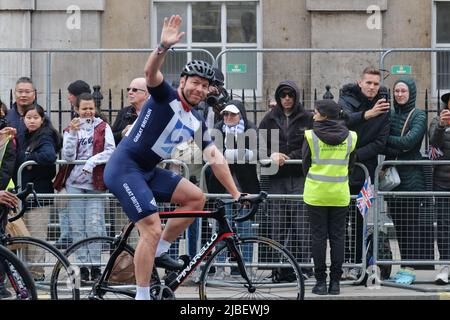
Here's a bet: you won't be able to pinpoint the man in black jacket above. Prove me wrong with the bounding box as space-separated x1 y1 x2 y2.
338 67 390 280
111 78 149 145
7 77 37 171
259 80 314 278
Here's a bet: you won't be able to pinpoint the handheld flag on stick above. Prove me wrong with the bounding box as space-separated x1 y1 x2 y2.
356 176 374 218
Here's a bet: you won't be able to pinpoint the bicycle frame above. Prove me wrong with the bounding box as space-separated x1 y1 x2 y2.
92 203 255 298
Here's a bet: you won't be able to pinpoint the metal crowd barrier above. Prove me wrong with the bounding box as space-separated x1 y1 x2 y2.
198 160 370 285
17 158 370 286
16 159 190 256
373 160 450 292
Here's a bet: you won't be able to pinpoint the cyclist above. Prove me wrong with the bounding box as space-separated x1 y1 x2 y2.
104 15 241 300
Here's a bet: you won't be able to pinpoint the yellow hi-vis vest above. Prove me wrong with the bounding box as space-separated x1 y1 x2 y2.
6 179 14 190
0 138 15 191
303 129 357 207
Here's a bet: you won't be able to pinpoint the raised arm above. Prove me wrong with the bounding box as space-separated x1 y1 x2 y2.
144 15 186 88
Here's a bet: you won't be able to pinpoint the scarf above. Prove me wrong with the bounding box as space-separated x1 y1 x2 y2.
222 119 245 135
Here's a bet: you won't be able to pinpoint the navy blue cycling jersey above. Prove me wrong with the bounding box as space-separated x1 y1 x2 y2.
118 80 213 169
104 80 213 222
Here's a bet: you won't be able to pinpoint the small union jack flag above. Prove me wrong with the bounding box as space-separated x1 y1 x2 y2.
356 176 374 218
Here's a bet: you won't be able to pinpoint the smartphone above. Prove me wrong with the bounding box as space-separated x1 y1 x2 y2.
379 93 389 102
78 118 93 127
443 109 450 125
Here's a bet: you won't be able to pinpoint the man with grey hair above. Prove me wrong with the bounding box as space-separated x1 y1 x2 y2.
111 77 149 145
7 77 37 144
6 77 42 184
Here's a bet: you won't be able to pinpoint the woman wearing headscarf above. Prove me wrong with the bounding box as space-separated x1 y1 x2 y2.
383 76 432 285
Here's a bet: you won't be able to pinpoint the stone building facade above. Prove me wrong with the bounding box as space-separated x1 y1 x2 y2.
0 0 447 119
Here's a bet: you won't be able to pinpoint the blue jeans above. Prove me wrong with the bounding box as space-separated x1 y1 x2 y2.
58 206 72 241
65 185 106 265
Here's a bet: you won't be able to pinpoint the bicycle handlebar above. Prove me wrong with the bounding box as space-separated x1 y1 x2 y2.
231 191 268 223
7 183 39 223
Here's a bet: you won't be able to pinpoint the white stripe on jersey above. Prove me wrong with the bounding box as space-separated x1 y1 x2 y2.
151 99 201 159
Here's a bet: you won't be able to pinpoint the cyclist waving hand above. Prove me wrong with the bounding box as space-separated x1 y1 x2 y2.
104 15 241 300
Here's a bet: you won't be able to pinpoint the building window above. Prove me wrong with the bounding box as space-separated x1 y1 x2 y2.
152 1 260 91
192 2 221 43
435 1 450 90
227 3 257 43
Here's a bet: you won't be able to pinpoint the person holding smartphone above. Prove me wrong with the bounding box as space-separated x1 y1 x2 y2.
429 91 450 285
61 93 115 282
383 76 430 285
338 67 390 281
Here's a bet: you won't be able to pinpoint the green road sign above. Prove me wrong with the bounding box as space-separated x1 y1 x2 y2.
227 64 247 73
391 65 412 75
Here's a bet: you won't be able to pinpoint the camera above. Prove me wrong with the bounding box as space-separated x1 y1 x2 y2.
206 89 230 109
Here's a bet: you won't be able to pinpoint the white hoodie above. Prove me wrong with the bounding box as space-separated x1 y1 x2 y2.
62 117 115 190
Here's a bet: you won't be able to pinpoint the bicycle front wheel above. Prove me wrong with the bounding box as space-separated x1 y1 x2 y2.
199 236 304 300
5 237 79 300
0 245 37 300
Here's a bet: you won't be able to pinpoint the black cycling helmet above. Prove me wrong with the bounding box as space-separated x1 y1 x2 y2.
180 60 215 84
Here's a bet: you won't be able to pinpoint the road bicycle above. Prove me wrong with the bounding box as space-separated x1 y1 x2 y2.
0 245 37 300
0 183 40 300
0 183 79 300
53 191 305 300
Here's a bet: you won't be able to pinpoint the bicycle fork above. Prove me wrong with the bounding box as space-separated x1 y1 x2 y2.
0 258 30 299
225 238 256 293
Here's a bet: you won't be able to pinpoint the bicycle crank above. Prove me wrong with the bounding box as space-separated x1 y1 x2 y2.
150 284 175 300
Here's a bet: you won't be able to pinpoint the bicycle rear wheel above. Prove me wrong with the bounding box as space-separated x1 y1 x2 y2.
5 237 79 300
199 236 304 300
0 245 37 300
57 237 136 300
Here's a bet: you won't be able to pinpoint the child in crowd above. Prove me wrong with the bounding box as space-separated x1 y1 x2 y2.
61 93 115 282
19 104 62 280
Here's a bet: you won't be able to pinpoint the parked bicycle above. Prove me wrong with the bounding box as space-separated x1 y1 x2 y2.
0 245 37 300
0 183 38 300
53 192 305 300
1 183 79 300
